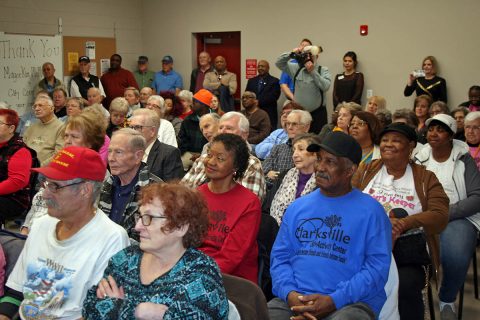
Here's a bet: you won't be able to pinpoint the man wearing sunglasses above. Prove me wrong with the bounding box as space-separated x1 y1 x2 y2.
0 146 129 320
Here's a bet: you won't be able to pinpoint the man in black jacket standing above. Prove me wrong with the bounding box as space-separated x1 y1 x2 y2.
246 60 280 129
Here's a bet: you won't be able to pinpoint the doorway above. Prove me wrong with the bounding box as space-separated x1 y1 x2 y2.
194 31 241 110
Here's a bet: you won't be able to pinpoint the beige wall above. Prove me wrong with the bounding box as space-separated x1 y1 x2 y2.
142 0 479 112
0 0 143 70
1 0 478 112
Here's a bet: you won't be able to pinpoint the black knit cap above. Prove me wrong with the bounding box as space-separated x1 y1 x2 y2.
307 131 362 165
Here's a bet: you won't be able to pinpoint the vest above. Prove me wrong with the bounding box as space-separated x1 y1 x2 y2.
71 73 101 99
0 135 36 209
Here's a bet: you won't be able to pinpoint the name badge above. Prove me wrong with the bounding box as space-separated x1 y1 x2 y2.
338 75 345 80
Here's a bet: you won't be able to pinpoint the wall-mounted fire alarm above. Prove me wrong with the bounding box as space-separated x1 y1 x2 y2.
360 25 368 36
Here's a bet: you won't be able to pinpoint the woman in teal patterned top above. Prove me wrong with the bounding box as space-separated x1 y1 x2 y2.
82 183 229 319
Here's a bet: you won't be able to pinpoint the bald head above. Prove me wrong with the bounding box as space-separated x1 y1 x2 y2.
257 60 270 76
198 51 211 68
87 87 103 105
214 56 226 72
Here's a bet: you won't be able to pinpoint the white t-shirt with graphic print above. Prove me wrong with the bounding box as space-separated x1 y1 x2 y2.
7 209 129 320
364 164 422 217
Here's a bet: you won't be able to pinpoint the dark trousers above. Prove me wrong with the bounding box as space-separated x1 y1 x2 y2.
0 196 26 223
398 265 426 320
218 85 234 112
309 106 328 134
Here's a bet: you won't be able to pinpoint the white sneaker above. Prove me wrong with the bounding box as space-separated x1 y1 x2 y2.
440 304 457 320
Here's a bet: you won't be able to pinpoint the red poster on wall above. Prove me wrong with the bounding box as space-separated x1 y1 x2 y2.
246 59 257 79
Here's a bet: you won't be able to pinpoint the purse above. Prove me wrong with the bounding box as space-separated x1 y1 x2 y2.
393 228 431 266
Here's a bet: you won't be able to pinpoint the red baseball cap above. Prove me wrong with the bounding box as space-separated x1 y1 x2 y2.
32 146 106 181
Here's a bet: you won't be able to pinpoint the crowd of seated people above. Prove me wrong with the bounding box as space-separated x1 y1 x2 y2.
0 42 478 320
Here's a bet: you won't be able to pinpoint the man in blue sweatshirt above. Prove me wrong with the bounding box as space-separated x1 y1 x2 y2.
268 131 392 320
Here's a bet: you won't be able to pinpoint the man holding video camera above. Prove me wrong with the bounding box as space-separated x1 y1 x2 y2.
276 45 331 134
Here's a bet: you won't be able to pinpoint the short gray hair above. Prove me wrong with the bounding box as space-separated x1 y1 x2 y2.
113 128 146 151
66 97 85 110
132 108 160 129
36 96 54 107
336 101 362 114
178 90 193 103
109 97 129 114
124 87 140 98
90 180 104 206
88 87 101 95
220 111 250 134
450 106 469 118
289 109 312 125
200 112 220 123
465 111 480 123
147 95 165 113
430 101 449 115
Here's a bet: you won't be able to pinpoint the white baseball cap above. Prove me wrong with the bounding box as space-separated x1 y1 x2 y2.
425 114 457 134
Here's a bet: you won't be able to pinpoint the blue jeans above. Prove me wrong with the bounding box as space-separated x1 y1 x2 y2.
439 218 478 303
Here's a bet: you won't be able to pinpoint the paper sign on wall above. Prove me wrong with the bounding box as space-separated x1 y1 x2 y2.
86 41 96 59
100 59 110 75
89 62 97 76
67 52 79 73
246 59 257 79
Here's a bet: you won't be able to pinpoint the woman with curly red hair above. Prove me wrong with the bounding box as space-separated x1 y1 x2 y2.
83 182 229 319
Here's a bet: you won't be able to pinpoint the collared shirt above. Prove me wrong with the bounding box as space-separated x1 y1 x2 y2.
110 173 139 224
262 141 294 178
134 70 155 89
143 140 154 162
182 153 266 201
255 129 288 159
70 74 106 99
152 70 183 93
194 68 209 93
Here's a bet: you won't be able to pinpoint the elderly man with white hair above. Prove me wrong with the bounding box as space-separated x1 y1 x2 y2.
263 110 312 182
129 108 183 181
276 44 331 133
182 111 266 200
145 95 178 147
139 87 153 108
23 95 64 165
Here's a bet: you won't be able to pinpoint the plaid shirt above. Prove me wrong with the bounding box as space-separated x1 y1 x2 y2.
262 142 294 176
99 163 162 239
182 153 266 201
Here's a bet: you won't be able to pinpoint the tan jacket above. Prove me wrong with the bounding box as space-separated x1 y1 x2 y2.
352 159 449 283
203 70 237 95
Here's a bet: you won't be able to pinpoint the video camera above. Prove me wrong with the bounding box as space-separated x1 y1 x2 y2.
289 45 322 68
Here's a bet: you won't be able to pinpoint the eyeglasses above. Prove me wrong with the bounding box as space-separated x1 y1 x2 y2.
465 125 480 131
129 125 154 131
241 96 255 100
42 180 84 193
286 122 303 128
134 213 167 226
146 103 161 109
0 121 12 126
350 120 368 127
